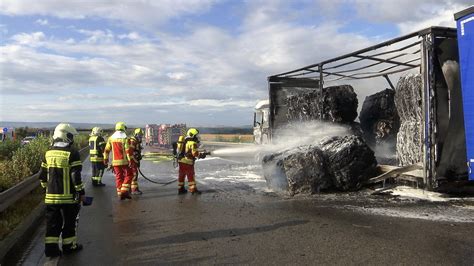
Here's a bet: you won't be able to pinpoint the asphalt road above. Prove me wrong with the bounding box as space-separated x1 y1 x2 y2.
20 144 474 265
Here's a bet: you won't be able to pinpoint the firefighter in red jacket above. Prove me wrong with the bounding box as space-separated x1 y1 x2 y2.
129 128 144 195
104 122 133 200
177 128 207 194
39 123 85 257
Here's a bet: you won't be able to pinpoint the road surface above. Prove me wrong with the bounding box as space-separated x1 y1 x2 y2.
17 143 474 265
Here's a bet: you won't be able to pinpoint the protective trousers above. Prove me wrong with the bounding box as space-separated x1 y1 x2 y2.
113 165 133 198
45 203 80 257
91 162 105 184
129 164 140 192
178 162 196 192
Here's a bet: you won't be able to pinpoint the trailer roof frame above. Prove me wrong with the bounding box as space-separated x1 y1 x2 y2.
269 27 457 87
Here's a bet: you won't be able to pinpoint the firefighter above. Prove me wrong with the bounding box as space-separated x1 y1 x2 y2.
129 128 144 195
177 128 207 195
89 127 106 186
104 122 133 200
39 123 85 257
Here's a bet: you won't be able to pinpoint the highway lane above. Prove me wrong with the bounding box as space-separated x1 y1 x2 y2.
18 145 474 265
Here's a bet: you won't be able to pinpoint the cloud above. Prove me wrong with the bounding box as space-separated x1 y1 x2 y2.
0 0 216 29
4 0 470 125
35 18 49 26
10 31 45 46
349 0 471 33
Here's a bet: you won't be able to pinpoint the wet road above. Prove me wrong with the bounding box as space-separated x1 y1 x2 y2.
23 144 474 265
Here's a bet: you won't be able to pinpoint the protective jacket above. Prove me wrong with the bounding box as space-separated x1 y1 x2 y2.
104 131 131 166
39 143 84 204
128 136 142 164
89 135 106 163
177 137 199 165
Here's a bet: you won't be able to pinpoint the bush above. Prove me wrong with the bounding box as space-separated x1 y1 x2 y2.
0 136 50 192
0 140 21 160
73 133 89 150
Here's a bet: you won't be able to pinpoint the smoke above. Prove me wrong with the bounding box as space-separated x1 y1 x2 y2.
212 121 351 159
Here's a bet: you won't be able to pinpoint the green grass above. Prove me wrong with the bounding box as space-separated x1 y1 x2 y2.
0 187 43 241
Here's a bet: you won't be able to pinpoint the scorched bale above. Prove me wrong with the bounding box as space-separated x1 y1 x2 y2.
320 135 377 191
286 85 358 124
262 145 330 195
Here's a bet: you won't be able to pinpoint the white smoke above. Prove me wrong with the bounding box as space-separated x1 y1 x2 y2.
211 121 352 159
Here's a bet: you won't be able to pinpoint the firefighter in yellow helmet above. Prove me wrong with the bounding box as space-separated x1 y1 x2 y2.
39 123 85 257
104 122 133 200
129 128 144 195
176 128 207 194
89 127 106 186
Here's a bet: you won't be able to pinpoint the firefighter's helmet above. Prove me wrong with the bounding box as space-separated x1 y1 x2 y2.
115 122 127 131
90 126 103 136
134 128 144 136
53 123 78 143
186 128 199 137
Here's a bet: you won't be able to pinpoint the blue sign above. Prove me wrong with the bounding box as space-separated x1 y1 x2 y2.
456 7 474 180
2 127 7 133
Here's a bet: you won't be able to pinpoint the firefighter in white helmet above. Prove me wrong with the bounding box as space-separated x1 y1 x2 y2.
39 123 85 257
89 127 106 186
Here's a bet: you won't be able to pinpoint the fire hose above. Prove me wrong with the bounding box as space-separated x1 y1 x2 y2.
107 165 178 186
137 167 177 186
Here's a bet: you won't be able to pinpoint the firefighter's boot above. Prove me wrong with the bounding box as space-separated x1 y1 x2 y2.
178 188 187 194
63 243 83 254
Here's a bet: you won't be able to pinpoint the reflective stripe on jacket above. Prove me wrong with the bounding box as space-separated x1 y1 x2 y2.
104 131 130 166
178 138 199 165
39 145 84 204
89 135 106 163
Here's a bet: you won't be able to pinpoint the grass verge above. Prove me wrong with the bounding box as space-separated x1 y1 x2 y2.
0 187 43 241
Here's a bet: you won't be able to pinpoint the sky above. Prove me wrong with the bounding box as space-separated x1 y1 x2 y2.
0 0 471 126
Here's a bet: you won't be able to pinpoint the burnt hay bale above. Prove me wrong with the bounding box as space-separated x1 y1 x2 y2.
360 89 400 147
395 74 423 122
320 135 378 191
262 145 330 195
394 74 423 166
286 85 358 124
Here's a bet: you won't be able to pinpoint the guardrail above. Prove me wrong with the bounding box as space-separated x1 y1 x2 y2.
0 146 90 213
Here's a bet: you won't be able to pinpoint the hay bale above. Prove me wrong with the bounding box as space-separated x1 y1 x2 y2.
262 145 330 195
395 74 423 122
286 85 358 123
320 135 378 191
394 74 423 166
360 89 400 146
396 120 423 166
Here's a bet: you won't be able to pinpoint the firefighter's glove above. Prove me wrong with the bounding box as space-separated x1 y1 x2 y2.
198 153 207 159
103 158 109 166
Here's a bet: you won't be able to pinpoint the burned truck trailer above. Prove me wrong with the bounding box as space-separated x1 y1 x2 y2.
267 26 473 190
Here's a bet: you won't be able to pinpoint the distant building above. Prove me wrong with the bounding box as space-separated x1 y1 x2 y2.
145 124 186 147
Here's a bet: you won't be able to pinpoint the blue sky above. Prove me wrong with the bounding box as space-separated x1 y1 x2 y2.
0 0 470 126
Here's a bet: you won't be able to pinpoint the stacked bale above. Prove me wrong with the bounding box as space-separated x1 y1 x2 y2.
359 89 400 147
286 85 358 123
262 135 377 194
262 146 329 195
320 135 378 191
394 74 423 166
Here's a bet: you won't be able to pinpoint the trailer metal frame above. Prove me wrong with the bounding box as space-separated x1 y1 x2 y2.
269 27 458 190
